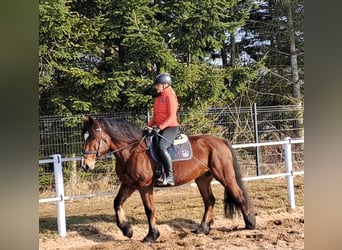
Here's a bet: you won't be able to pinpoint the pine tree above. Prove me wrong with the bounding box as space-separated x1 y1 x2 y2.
39 0 107 115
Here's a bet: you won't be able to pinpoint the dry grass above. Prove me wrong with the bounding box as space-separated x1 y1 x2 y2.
39 175 304 237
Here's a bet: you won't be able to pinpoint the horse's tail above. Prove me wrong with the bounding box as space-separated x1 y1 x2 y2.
223 139 253 219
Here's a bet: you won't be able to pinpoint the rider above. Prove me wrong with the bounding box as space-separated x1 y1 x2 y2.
147 73 180 186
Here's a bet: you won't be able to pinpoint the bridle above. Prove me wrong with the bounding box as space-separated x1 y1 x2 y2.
81 128 104 157
82 127 145 158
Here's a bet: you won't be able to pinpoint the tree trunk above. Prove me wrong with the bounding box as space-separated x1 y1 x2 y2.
287 0 303 138
230 31 236 67
230 6 236 67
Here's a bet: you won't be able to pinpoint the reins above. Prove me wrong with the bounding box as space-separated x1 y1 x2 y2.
110 137 144 154
82 126 149 159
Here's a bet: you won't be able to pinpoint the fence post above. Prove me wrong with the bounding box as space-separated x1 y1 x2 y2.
70 153 77 199
284 137 295 209
51 154 67 237
253 103 261 176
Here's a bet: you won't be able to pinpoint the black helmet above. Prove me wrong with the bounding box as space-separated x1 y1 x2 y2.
154 73 172 85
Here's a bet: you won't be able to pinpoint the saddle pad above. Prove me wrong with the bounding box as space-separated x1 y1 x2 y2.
169 138 193 162
146 135 193 162
173 134 188 145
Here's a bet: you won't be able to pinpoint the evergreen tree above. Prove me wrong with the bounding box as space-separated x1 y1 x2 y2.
39 0 108 115
240 0 304 106
39 0 303 116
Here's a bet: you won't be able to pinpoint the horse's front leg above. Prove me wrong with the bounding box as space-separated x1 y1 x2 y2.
139 187 160 243
113 184 136 238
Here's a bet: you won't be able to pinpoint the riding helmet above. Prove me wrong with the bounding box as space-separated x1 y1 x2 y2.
154 73 172 85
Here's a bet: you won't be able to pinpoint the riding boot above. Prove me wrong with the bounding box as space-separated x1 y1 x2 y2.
159 149 175 186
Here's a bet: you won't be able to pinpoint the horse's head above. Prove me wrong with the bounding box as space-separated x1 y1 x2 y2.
81 115 110 171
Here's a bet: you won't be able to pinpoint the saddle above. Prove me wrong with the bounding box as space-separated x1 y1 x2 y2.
146 133 193 162
145 133 193 186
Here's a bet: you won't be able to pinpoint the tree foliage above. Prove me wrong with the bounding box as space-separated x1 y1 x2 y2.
39 0 304 116
241 0 304 105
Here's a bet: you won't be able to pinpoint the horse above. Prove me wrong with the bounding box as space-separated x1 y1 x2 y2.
81 115 256 243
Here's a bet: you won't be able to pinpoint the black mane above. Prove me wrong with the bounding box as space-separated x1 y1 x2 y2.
99 118 142 143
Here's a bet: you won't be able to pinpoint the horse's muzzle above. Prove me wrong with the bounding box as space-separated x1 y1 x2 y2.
81 156 95 171
82 165 89 172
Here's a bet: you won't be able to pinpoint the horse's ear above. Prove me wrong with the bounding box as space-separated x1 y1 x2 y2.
82 115 94 125
82 115 89 124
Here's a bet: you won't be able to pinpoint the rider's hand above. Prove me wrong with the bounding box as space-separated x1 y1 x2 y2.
152 126 160 134
143 126 153 136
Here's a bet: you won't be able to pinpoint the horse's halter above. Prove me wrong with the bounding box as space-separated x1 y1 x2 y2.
82 127 104 157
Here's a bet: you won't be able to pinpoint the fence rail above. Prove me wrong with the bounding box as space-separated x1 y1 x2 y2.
39 137 304 237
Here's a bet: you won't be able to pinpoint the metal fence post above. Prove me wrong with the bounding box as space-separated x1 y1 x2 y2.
253 103 261 175
51 154 67 237
284 137 295 208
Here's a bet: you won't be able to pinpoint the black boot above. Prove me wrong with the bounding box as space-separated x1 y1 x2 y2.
159 149 175 186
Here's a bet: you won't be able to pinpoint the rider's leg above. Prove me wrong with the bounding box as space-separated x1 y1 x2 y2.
158 147 174 186
158 127 179 186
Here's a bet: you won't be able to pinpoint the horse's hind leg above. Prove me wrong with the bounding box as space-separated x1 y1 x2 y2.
222 177 256 229
194 173 215 235
113 184 136 238
210 154 256 229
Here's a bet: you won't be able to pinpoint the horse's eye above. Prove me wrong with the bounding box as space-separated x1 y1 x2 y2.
84 132 89 141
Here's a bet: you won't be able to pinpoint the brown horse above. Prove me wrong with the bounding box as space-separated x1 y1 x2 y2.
81 115 256 242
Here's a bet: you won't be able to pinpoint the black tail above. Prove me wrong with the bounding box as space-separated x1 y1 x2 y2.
223 140 253 219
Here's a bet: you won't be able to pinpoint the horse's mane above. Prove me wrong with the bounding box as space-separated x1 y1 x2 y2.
98 118 142 143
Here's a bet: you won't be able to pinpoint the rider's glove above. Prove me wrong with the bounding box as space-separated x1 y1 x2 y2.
152 126 160 134
143 126 153 136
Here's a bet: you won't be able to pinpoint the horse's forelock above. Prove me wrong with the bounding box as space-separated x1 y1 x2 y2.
82 121 91 135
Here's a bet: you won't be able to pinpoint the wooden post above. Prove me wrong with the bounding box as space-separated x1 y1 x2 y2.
70 153 77 199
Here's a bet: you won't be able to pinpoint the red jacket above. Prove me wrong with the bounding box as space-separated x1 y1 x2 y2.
148 87 179 130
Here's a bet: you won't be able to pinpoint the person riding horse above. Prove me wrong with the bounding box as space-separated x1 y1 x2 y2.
81 115 256 242
146 73 180 186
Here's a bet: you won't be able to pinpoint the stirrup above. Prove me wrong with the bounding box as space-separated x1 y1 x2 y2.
156 180 168 187
155 173 167 186
166 177 175 186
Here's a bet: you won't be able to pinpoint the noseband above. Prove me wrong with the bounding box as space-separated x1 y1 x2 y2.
82 128 103 157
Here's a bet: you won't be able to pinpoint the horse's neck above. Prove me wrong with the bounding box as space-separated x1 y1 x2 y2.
110 140 146 162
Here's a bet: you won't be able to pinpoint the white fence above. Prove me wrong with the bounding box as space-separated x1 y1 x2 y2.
39 137 304 237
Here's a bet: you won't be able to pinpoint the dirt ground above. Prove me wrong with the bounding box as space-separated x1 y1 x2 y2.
39 178 304 249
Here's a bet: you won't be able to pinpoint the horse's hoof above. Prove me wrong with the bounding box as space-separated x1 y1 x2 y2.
122 226 133 238
142 230 160 243
193 227 210 235
142 235 154 243
245 223 256 230
193 220 212 235
244 213 256 230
